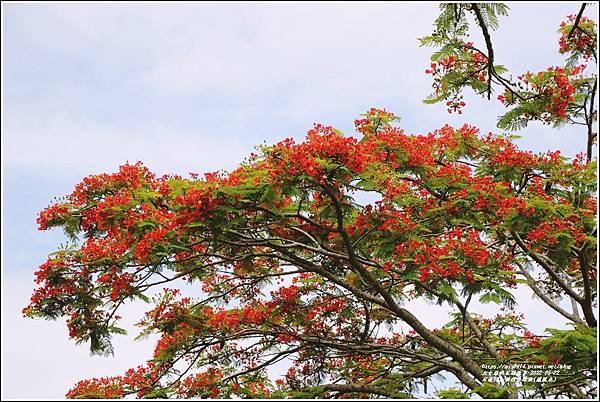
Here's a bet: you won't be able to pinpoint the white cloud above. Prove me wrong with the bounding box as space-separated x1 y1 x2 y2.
139 4 437 94
3 112 249 176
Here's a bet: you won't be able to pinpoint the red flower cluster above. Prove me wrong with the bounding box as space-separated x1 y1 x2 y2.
354 108 399 135
393 227 511 285
425 43 488 114
500 65 586 122
523 330 542 348
526 216 587 250
67 365 159 399
177 368 223 398
267 123 367 183
66 377 123 399
543 66 581 118
559 15 597 61
37 203 70 230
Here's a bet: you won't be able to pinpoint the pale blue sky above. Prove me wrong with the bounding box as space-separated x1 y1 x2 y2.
2 2 597 398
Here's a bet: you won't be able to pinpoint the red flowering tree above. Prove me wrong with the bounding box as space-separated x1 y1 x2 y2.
24 3 596 400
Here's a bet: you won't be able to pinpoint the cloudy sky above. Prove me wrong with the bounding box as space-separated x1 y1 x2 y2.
2 2 597 398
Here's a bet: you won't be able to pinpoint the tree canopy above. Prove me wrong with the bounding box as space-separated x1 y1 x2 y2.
24 3 597 399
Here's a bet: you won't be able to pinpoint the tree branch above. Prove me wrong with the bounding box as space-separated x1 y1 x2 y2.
511 230 584 304
576 245 597 327
567 3 588 40
516 262 587 325
316 383 409 398
470 3 494 99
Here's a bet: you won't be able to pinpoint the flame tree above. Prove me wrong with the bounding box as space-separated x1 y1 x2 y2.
24 3 597 399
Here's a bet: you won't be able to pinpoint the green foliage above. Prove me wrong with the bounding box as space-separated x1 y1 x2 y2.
473 382 514 399
539 325 597 370
437 388 470 399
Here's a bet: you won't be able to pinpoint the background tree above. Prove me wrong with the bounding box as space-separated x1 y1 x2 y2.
24 3 597 399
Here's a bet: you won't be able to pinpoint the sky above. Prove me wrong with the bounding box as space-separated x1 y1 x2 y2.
2 2 597 399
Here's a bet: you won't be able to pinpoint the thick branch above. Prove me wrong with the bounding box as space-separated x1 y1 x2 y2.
516 263 587 325
567 3 588 40
317 383 409 398
421 283 499 358
586 78 597 163
576 245 597 327
470 3 494 99
318 180 485 383
511 231 584 304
